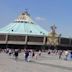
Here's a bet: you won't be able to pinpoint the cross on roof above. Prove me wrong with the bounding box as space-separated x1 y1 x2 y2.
51 24 57 33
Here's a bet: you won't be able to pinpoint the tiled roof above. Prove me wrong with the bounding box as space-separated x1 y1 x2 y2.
0 11 48 36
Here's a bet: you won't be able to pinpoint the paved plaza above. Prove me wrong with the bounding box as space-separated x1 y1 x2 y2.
0 52 72 72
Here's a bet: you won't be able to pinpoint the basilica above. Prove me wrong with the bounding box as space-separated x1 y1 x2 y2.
0 11 72 50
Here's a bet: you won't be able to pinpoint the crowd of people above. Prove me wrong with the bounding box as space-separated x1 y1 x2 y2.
47 49 72 60
0 48 42 62
0 48 72 61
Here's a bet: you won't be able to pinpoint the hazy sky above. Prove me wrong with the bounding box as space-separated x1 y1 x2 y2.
0 0 72 37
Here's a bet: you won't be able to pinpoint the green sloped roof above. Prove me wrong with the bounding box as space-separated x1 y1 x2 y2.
0 11 48 36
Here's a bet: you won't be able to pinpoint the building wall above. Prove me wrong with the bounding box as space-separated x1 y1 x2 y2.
0 34 46 49
0 34 72 49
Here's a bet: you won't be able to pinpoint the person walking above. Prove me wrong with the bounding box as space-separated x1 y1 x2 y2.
64 50 69 60
14 49 19 60
59 50 63 59
25 49 29 62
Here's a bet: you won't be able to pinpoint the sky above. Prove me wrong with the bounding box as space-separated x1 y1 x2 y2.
0 0 72 37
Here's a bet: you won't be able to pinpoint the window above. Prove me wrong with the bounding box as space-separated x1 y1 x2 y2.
8 35 25 41
40 32 42 33
27 36 43 42
60 38 69 45
12 30 13 32
30 30 32 33
0 35 6 41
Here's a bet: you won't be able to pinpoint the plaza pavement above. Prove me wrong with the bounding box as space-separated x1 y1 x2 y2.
0 52 72 72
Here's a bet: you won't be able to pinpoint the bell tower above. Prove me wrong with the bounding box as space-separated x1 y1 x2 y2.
47 24 59 46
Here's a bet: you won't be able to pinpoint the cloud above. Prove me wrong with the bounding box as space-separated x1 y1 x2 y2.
35 16 46 21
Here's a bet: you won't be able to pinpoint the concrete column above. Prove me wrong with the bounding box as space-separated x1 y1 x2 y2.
69 38 71 46
58 34 61 45
58 37 61 45
5 34 8 44
5 34 8 48
43 37 46 45
25 35 28 44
